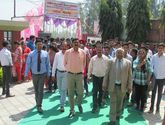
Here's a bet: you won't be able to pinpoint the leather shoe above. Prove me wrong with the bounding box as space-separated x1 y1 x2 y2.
148 108 153 114
2 91 5 95
78 105 83 113
60 106 64 112
109 121 116 125
91 108 97 113
68 111 75 118
156 108 159 113
37 107 43 113
6 94 15 98
116 116 120 120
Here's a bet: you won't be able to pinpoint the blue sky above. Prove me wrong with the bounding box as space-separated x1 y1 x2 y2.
0 0 85 20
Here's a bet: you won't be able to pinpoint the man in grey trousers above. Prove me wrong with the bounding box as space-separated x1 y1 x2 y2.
25 38 50 113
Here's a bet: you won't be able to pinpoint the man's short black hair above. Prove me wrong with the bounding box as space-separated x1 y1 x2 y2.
2 41 9 47
72 38 79 43
157 43 164 47
140 46 148 52
35 37 42 45
30 35 35 40
122 42 129 46
14 41 20 45
131 48 138 55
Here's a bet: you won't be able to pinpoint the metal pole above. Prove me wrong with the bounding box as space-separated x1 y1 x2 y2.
14 0 16 18
11 0 16 20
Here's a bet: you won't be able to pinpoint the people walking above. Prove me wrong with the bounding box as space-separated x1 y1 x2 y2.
25 38 50 113
149 43 165 113
64 38 86 118
52 41 68 112
0 41 15 97
103 48 132 125
88 41 109 113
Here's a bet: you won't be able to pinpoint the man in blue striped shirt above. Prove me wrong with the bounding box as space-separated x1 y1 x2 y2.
25 38 50 113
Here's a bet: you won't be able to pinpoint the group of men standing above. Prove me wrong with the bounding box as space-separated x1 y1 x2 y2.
0 37 165 125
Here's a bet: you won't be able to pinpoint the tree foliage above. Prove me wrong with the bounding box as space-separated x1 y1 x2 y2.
80 0 100 34
161 4 165 27
99 0 123 41
126 0 151 43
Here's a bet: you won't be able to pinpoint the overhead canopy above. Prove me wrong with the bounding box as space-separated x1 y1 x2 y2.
0 20 29 31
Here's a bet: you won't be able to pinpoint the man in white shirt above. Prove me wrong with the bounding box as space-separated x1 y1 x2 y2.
0 41 14 97
52 41 68 112
149 43 165 113
88 41 109 113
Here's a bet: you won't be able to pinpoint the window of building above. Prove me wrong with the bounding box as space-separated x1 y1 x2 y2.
4 31 12 41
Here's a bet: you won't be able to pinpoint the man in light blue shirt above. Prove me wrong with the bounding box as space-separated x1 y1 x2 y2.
25 38 50 113
27 35 36 51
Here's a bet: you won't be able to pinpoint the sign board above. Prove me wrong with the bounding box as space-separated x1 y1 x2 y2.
45 0 80 19
87 36 101 44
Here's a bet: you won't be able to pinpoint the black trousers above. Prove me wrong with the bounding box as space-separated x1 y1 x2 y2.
84 76 88 94
2 66 12 95
130 82 136 103
151 79 165 109
135 84 148 110
92 75 103 109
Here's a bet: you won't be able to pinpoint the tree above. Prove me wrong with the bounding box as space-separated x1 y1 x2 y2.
161 4 165 27
80 0 100 34
99 0 123 41
160 4 165 42
126 0 151 43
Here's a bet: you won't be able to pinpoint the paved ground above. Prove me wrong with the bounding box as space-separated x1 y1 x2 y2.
0 81 164 125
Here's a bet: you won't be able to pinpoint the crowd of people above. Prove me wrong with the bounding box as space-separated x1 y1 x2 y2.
0 35 165 125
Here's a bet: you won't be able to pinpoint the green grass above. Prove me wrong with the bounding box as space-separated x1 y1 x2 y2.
19 84 147 125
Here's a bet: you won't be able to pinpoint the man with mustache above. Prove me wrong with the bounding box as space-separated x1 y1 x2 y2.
64 38 86 118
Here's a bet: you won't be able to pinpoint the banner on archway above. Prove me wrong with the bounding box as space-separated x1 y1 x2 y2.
45 0 80 19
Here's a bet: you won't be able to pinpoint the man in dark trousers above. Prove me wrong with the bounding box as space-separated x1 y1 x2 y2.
25 38 50 113
0 41 14 97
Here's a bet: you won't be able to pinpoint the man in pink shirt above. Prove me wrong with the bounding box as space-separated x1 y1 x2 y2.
64 38 86 118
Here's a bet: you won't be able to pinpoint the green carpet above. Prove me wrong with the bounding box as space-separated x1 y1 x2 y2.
19 86 147 125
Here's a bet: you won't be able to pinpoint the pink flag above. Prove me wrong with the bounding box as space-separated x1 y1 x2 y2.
37 4 43 16
76 19 82 39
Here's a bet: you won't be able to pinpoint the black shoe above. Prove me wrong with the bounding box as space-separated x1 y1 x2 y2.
91 108 97 113
139 108 144 113
68 111 75 118
2 91 5 95
148 107 153 114
116 116 120 120
135 106 139 110
60 106 64 112
109 121 116 125
6 94 15 98
78 105 83 113
85 92 89 97
99 103 103 108
37 107 43 113
156 108 159 114
46 90 52 93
